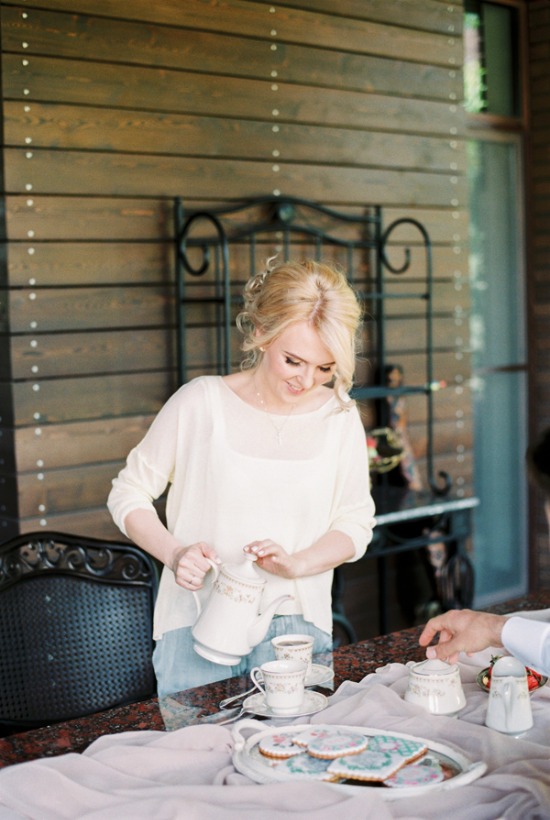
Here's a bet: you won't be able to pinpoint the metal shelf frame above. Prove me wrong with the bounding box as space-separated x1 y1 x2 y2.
174 194 448 495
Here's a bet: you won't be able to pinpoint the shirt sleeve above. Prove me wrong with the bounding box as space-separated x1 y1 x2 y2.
329 405 376 561
501 616 550 677
107 381 198 536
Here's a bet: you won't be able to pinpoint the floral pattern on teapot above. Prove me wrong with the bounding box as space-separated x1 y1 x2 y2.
214 576 258 606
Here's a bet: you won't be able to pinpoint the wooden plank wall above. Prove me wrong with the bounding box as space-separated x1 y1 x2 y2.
0 0 471 544
527 0 550 589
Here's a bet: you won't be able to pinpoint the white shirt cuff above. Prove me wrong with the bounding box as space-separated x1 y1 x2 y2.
502 616 550 676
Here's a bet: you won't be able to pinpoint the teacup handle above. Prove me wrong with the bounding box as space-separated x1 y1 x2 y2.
250 667 266 697
192 558 220 617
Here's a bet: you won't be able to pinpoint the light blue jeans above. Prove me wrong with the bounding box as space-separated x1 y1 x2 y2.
153 615 332 697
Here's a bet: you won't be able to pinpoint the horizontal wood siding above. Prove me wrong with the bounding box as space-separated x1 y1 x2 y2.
0 0 471 539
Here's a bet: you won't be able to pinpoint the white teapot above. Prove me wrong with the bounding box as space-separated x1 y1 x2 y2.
191 553 293 665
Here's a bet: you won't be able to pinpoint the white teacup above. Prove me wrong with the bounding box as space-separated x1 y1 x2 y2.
404 658 466 715
250 659 307 715
271 633 314 678
485 656 533 735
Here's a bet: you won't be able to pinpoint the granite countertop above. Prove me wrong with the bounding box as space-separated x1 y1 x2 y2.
1 591 548 769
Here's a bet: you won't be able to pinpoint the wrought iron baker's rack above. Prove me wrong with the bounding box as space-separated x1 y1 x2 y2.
174 194 450 497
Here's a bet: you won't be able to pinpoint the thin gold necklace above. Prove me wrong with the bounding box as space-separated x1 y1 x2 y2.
253 375 296 445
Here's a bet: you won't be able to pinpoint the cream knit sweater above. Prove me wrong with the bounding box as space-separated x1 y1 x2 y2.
108 376 375 639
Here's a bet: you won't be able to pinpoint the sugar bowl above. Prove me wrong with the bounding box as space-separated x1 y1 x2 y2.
404 658 466 716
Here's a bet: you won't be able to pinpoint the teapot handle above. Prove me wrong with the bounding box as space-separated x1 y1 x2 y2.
192 558 220 617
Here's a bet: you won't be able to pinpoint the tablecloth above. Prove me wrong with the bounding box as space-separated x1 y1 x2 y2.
1 644 549 820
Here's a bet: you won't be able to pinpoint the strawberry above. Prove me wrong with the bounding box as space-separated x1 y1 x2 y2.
526 668 543 691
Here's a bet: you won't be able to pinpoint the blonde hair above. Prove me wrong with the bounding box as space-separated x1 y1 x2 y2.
236 259 362 408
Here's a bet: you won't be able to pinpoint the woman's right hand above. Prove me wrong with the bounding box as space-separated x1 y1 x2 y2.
171 542 221 590
122 509 221 591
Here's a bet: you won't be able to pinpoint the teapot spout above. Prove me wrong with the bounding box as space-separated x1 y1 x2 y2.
247 594 294 649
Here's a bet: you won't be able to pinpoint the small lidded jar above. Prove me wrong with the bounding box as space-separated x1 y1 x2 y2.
404 658 466 715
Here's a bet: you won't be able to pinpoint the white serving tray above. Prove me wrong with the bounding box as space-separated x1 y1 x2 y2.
231 720 487 801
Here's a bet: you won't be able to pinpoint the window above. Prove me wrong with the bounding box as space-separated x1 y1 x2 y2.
464 0 521 117
464 1 528 605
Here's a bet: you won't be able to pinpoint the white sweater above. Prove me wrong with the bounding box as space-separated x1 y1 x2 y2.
108 376 376 639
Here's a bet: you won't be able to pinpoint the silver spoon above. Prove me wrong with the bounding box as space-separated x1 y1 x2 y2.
214 704 250 725
219 685 257 710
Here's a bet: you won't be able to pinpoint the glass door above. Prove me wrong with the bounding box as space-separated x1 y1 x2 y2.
467 134 528 604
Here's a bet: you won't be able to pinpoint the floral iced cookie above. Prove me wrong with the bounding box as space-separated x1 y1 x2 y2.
385 758 444 788
306 730 369 759
258 733 303 759
276 753 338 781
291 727 331 747
367 734 428 764
327 749 404 782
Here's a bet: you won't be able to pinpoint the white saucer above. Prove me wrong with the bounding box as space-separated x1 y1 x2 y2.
243 690 328 718
305 664 334 687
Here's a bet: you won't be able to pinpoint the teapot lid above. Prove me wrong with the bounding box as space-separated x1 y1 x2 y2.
412 658 456 676
491 655 526 677
223 552 263 582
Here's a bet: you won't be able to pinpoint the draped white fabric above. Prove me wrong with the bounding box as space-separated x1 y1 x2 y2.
1 640 550 819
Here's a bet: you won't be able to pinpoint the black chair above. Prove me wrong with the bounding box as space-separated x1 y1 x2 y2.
0 531 158 735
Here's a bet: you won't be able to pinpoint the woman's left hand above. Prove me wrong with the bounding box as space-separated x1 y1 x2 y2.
243 540 302 579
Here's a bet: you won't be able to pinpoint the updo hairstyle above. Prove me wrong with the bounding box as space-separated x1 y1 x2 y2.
236 259 362 408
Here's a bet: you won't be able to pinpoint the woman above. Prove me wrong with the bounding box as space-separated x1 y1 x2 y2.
108 259 376 695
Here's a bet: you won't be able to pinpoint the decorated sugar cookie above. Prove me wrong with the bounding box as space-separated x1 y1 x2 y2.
327 749 404 782
277 753 338 781
307 730 369 759
258 733 303 759
367 734 428 763
291 727 331 747
385 758 444 788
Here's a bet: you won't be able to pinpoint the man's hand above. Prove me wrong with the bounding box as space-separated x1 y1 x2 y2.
418 609 506 663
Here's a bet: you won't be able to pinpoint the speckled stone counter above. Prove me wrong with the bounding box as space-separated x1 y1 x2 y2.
1 591 548 769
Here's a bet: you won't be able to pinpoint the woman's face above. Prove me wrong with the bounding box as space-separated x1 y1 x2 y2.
257 321 336 409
